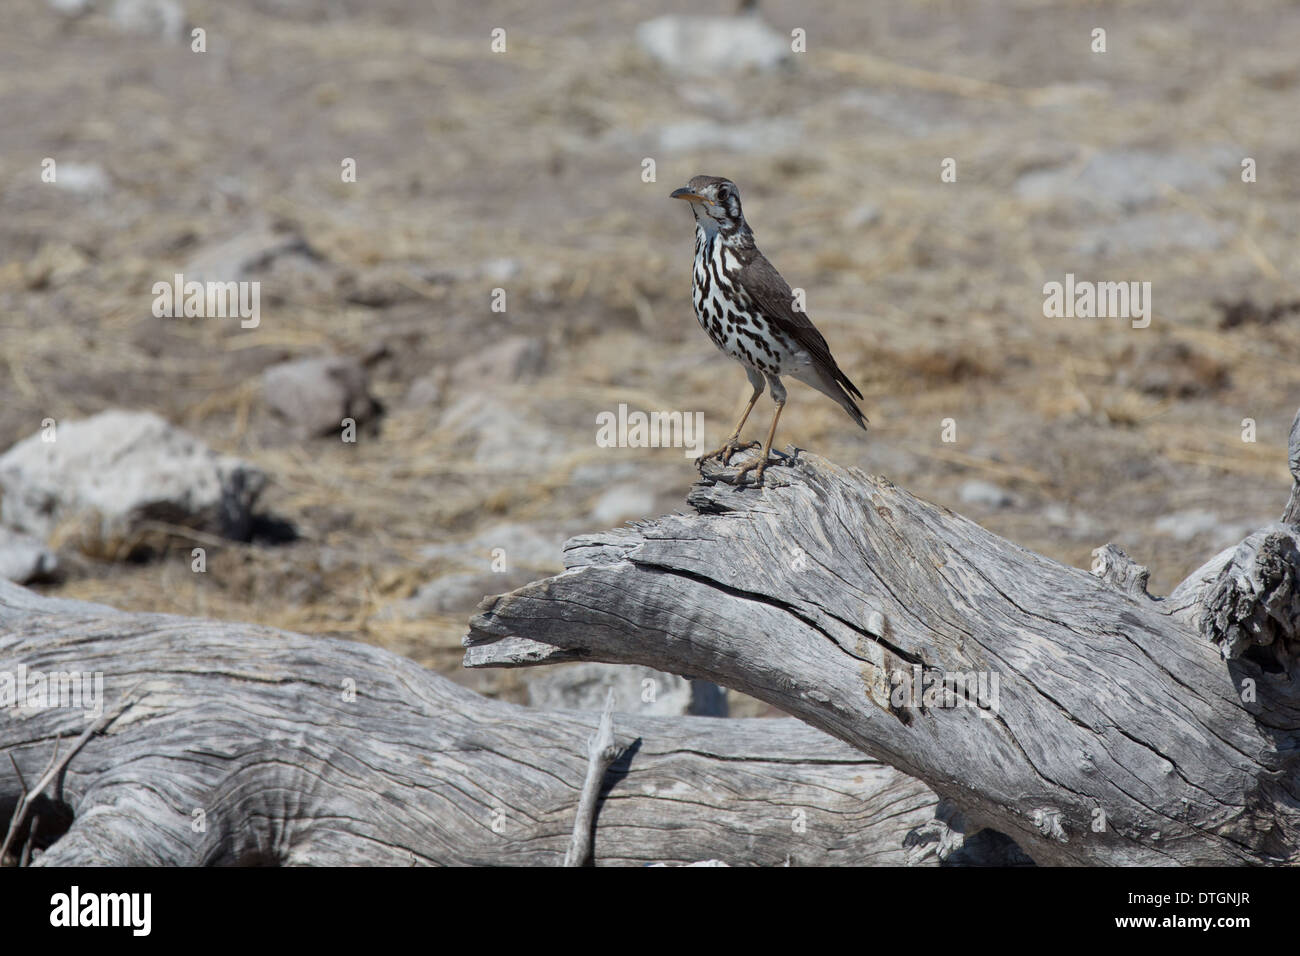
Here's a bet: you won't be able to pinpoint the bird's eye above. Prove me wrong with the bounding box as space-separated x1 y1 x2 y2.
715 188 729 203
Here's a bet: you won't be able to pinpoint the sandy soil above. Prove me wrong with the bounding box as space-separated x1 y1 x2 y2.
2 0 1298 706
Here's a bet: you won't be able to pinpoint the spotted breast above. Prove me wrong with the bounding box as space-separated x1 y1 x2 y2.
691 226 811 379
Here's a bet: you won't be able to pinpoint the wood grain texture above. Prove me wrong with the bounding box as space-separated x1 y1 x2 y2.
466 441 1300 865
1283 407 1300 526
0 581 996 866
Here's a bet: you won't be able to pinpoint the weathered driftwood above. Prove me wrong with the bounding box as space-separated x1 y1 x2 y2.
0 582 1001 866
465 408 1300 865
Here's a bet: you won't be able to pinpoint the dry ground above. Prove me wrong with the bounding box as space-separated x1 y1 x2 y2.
2 0 1298 704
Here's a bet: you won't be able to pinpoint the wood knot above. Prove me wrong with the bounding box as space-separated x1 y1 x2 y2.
1091 544 1151 599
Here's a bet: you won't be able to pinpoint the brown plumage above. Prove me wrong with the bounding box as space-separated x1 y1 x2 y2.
670 174 867 484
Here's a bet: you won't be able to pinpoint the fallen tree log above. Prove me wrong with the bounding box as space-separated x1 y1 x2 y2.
0 581 1009 866
465 409 1300 866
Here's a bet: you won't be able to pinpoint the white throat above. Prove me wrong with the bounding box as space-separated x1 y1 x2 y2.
694 215 721 242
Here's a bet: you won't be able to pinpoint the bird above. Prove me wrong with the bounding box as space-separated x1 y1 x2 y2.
670 175 867 485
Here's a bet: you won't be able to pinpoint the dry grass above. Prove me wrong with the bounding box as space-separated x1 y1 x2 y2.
3 0 1300 701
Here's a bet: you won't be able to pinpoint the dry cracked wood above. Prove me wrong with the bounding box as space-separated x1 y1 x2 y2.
0 581 1001 866
465 409 1300 865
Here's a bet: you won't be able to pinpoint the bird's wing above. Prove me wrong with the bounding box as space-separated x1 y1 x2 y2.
741 252 864 401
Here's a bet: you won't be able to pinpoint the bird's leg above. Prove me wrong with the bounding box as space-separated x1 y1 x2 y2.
734 397 785 487
696 381 763 468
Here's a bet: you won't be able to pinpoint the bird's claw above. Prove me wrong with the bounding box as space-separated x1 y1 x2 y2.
695 439 760 470
732 454 771 487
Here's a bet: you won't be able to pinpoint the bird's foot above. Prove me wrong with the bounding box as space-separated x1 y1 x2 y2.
695 438 759 470
732 451 773 487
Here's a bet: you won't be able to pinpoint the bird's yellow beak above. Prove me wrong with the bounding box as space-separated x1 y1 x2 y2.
670 187 709 204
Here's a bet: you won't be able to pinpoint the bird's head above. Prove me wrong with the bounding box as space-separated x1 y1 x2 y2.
671 175 746 235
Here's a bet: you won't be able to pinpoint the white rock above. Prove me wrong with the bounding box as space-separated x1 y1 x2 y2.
1041 504 1101 540
109 0 185 42
262 356 381 439
183 226 321 286
481 258 521 282
636 14 789 75
957 480 1018 509
52 163 111 197
0 528 58 583
0 410 265 549
404 372 443 409
590 486 657 525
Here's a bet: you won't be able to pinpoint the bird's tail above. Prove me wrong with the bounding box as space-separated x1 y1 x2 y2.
795 364 868 431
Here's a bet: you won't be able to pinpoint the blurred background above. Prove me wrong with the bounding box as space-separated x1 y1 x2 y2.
1 0 1298 708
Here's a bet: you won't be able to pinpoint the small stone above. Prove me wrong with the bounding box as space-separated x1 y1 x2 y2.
481 258 521 282
958 480 1018 509
404 372 444 409
636 14 789 76
51 163 111 197
109 0 185 42
262 355 382 439
0 528 58 583
0 410 266 555
183 226 323 287
590 486 657 525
